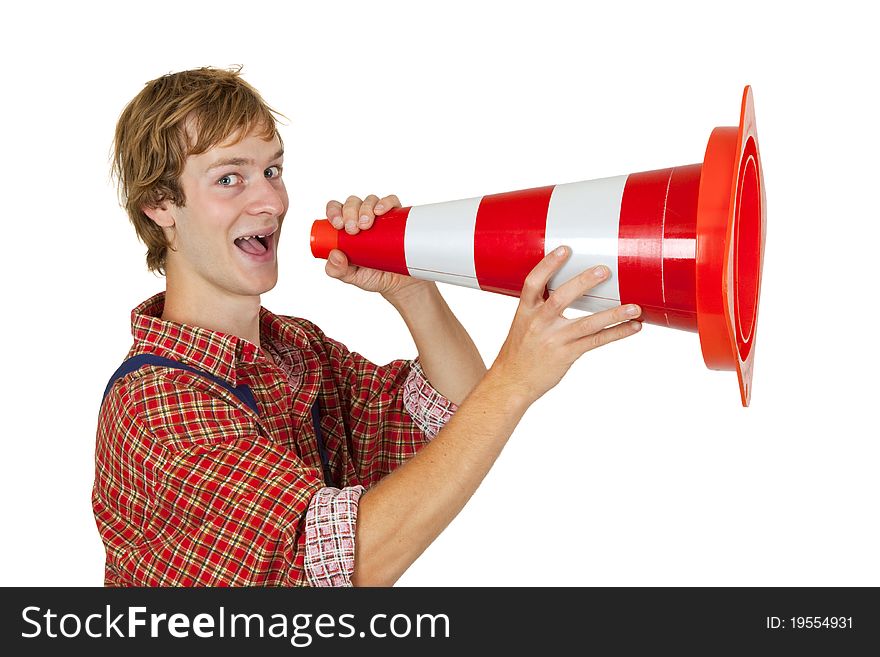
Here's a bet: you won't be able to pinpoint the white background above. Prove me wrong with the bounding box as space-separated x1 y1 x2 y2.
1 0 877 586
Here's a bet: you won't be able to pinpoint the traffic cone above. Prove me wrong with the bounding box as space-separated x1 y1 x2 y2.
311 86 766 406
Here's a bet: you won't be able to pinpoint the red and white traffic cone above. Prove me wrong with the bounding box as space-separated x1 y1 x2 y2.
311 86 766 406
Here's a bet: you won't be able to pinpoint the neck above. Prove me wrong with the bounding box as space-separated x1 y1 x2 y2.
162 273 263 347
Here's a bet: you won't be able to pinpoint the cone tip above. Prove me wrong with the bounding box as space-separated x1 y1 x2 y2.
310 219 338 259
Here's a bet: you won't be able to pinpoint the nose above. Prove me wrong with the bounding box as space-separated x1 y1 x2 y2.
246 175 287 217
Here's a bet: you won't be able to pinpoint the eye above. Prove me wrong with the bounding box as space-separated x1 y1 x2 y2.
217 173 242 187
265 165 283 179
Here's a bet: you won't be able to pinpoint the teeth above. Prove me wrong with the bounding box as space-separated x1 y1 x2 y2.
236 232 272 241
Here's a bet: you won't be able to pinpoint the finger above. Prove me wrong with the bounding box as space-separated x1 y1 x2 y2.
520 246 571 308
562 303 641 342
326 200 344 230
324 249 353 280
358 194 381 229
374 194 401 214
342 196 363 234
543 264 610 316
570 319 642 356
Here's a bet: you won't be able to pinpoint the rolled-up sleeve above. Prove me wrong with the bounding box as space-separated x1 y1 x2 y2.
303 486 365 586
402 359 458 439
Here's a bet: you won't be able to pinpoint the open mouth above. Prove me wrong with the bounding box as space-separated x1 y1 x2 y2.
235 234 269 255
234 228 276 257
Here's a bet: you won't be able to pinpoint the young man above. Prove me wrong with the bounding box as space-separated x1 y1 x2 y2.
94 67 643 587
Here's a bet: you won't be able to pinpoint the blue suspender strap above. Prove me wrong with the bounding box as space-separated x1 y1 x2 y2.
311 399 335 488
102 353 260 415
102 353 334 486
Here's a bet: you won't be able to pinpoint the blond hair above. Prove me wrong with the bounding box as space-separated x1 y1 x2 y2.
112 66 284 273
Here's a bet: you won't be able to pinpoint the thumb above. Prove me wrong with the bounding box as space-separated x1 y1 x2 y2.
325 249 357 282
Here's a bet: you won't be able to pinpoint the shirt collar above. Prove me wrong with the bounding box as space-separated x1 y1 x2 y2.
131 292 314 387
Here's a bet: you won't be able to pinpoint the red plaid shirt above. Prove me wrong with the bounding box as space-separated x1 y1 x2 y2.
93 292 457 586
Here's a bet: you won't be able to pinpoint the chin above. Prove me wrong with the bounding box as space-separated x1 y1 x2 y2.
248 273 279 297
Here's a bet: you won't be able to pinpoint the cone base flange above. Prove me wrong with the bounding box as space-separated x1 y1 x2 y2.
695 85 766 407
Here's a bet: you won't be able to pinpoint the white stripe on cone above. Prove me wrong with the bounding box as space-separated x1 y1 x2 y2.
405 196 482 289
544 175 627 313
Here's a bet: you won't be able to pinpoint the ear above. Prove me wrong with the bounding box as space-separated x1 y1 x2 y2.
142 199 176 228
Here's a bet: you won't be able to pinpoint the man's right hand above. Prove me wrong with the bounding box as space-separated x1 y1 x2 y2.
489 246 643 405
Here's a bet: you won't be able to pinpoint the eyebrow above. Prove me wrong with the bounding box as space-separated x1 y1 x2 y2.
204 148 284 173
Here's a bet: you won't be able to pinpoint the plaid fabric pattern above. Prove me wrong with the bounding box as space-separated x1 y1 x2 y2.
403 360 459 439
300 361 456 586
93 292 457 586
304 486 365 586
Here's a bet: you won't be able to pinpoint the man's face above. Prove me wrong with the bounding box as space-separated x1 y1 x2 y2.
160 129 288 300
